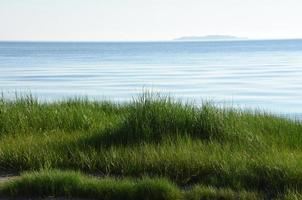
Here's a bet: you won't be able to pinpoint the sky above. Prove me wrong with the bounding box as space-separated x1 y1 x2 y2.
0 0 302 41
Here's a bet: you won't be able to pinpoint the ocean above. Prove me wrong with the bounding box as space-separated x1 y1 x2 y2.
1 40 302 117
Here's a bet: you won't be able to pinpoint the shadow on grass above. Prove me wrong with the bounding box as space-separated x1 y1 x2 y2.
79 95 230 148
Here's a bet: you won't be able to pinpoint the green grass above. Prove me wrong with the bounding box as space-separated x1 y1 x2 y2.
0 170 260 200
0 170 181 200
0 93 302 199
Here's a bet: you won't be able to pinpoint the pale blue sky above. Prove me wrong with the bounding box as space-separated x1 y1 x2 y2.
0 0 301 41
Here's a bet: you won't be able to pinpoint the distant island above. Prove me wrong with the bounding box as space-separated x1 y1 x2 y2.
174 35 248 41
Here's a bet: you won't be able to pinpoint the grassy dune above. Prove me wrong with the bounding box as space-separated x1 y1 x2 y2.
0 93 302 199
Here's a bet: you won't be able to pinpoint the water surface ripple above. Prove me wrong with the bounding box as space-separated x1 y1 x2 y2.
1 40 302 117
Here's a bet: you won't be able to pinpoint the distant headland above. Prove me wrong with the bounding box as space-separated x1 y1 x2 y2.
174 35 248 41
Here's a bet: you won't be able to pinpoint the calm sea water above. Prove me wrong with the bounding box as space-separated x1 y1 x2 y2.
1 40 302 116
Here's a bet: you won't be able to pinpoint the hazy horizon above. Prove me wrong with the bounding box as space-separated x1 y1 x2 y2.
1 37 302 42
1 0 302 41
2 34 302 42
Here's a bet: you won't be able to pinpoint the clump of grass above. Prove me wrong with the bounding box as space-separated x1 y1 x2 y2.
0 170 264 200
0 94 124 136
0 170 182 200
186 185 261 200
99 93 231 146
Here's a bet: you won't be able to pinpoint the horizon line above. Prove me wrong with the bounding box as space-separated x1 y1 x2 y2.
1 37 302 43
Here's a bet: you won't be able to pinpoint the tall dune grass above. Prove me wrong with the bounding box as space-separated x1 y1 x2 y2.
0 93 302 199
